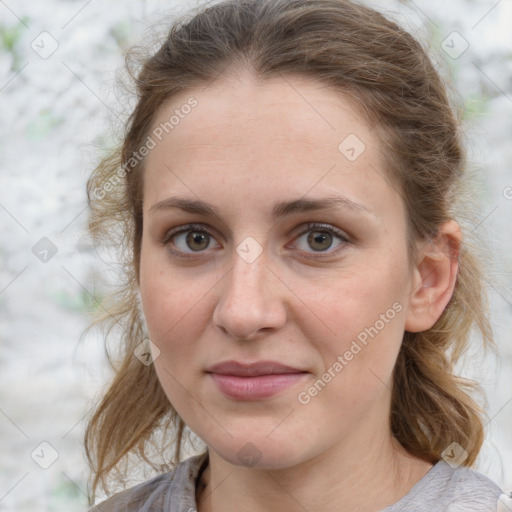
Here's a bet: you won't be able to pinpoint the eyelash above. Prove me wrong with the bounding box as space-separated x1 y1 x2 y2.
161 222 350 260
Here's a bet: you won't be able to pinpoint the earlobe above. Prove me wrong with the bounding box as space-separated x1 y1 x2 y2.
404 220 462 333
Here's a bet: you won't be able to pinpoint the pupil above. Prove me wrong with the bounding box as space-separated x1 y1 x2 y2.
308 231 332 251
187 231 209 251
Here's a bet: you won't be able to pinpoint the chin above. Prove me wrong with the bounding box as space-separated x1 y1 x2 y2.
204 433 313 470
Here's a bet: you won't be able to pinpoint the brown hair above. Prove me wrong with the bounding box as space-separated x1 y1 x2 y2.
84 0 494 503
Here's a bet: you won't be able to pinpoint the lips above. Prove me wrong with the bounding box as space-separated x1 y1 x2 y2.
206 360 307 377
206 360 309 400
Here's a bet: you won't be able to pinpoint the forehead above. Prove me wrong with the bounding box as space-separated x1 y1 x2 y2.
143 72 402 224
151 72 368 151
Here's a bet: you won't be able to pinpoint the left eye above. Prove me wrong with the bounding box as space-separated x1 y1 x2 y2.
291 223 348 255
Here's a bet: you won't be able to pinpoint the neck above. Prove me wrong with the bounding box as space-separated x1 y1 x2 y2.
196 426 433 512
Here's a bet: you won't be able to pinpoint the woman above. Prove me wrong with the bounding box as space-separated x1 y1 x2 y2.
84 0 509 510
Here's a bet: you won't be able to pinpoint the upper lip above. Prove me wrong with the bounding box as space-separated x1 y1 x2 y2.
206 360 307 377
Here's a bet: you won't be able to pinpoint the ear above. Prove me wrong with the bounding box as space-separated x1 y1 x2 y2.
404 220 461 333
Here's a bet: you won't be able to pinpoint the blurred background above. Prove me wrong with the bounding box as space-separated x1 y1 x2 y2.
0 0 511 510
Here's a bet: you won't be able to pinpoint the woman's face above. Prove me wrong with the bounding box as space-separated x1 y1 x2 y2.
139 72 420 469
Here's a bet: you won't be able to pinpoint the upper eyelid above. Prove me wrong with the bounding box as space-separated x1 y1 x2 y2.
296 222 349 240
161 225 221 258
163 222 349 250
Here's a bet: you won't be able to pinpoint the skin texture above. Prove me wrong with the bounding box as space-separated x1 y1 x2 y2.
138 71 461 512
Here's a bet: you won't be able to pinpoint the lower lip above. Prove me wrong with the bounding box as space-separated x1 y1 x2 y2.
209 373 308 400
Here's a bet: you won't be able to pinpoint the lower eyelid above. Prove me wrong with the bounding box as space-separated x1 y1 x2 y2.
161 224 211 244
163 223 349 257
291 230 347 255
165 229 220 253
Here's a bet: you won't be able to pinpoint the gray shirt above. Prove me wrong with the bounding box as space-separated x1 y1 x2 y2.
91 452 506 511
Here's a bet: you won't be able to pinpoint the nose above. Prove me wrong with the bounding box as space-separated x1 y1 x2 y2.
212 245 287 341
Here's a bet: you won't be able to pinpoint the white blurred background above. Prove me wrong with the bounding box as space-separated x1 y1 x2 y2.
0 0 511 510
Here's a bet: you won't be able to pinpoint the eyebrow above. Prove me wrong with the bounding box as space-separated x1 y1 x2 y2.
148 195 374 219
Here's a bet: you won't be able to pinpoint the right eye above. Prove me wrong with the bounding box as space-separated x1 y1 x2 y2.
162 223 222 258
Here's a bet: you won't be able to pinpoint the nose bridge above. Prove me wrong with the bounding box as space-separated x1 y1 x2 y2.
230 250 266 296
213 238 286 339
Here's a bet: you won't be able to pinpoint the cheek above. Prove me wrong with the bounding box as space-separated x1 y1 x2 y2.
295 257 408 391
139 271 213 433
139 236 196 340
139 256 169 341
138 238 219 395
300 260 407 342
295 290 406 426
138 249 204 411
140 277 203 352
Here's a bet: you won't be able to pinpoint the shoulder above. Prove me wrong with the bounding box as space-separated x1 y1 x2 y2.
441 462 503 509
385 461 504 512
88 452 208 512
